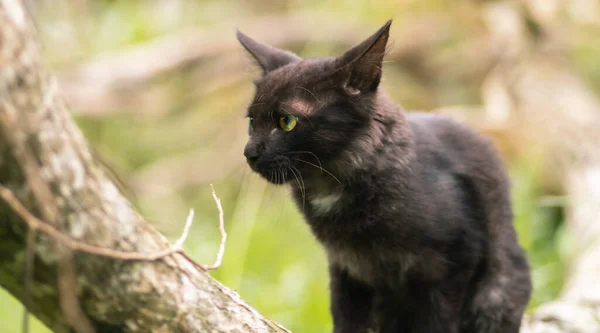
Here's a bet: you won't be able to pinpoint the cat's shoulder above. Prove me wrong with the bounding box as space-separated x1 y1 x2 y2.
405 111 492 148
406 111 474 133
403 111 504 173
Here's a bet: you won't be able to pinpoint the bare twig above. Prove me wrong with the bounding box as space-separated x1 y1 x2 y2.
0 108 60 224
0 184 194 261
0 184 228 270
57 249 95 333
205 183 227 271
174 209 195 250
21 229 36 333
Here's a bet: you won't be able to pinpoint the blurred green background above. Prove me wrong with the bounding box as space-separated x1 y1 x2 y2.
3 0 600 331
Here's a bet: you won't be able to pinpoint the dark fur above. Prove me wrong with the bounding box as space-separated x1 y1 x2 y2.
237 20 532 333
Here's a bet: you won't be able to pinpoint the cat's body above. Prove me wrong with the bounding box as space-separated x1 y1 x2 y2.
292 106 531 332
237 21 531 333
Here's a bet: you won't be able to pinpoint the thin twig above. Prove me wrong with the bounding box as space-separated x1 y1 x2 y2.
204 183 227 271
0 110 60 224
0 184 193 261
0 184 228 270
22 229 36 333
57 249 95 333
175 209 195 249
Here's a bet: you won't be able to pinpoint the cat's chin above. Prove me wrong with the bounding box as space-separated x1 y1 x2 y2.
264 177 291 185
249 165 295 185
258 171 293 185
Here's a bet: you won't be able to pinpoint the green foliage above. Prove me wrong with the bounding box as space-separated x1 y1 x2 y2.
510 155 566 310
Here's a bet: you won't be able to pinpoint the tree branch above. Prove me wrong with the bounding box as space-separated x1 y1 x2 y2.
0 2 288 332
56 13 464 117
483 2 600 332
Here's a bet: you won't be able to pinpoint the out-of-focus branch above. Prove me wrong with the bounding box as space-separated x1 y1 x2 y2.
480 2 600 332
436 3 600 332
61 13 448 86
57 13 483 116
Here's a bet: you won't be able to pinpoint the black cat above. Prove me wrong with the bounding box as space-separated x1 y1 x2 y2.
237 20 532 333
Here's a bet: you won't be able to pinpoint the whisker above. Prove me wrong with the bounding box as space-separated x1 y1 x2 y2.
288 165 306 210
288 151 324 171
278 167 283 184
277 165 286 184
236 165 252 188
296 166 307 210
293 158 342 185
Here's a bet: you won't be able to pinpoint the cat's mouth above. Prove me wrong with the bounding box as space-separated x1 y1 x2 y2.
247 155 296 185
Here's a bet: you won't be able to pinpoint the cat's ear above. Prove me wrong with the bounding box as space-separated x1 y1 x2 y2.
335 20 392 94
236 30 301 74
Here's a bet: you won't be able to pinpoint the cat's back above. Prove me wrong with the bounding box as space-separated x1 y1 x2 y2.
405 111 506 179
403 111 512 229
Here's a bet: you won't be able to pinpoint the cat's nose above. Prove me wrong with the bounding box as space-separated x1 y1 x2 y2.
244 145 261 163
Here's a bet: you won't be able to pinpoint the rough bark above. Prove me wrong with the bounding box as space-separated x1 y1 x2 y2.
0 2 288 332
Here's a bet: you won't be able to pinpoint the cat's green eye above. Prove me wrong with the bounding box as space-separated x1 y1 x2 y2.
248 116 254 135
279 115 298 131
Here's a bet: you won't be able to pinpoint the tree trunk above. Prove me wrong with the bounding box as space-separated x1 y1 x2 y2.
0 2 288 332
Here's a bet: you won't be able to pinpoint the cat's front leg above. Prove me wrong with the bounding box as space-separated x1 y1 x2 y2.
329 264 375 333
410 285 463 333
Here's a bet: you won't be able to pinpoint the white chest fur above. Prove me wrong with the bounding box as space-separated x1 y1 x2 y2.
310 192 342 215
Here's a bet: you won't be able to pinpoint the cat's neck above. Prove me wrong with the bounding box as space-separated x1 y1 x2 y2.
334 92 414 178
291 91 415 198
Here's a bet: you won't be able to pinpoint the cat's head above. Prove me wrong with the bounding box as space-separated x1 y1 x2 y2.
238 21 392 184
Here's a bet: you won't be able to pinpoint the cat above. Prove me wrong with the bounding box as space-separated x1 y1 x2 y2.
237 20 532 333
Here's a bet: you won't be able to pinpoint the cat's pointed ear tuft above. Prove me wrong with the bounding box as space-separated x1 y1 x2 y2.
336 20 392 94
236 29 302 75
